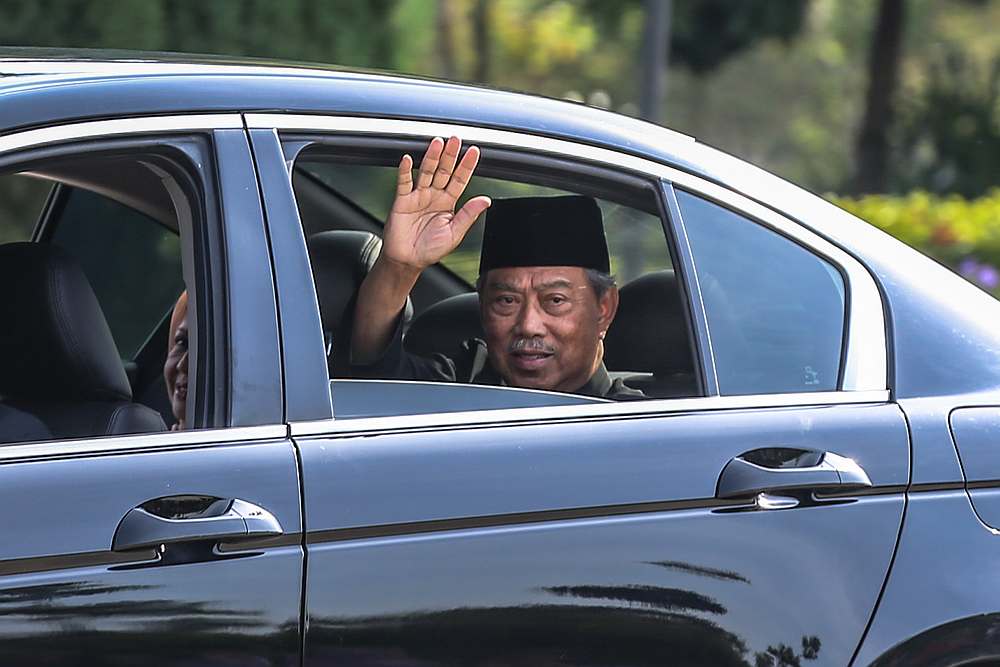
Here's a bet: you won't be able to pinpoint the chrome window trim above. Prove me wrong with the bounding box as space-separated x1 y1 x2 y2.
0 114 244 155
0 424 288 463
249 113 887 394
292 389 890 437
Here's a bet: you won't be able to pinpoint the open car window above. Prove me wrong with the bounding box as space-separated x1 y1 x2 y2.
292 143 699 418
0 145 207 444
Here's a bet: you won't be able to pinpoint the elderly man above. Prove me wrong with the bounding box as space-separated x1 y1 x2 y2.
352 136 642 400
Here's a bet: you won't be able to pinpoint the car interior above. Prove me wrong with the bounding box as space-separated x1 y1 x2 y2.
291 140 700 402
0 138 702 443
0 150 191 443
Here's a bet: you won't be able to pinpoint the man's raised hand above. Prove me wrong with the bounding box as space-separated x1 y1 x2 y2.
382 136 491 272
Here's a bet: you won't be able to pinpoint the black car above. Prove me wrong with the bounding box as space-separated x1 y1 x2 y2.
1 49 999 666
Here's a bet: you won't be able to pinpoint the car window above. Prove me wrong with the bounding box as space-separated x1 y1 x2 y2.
0 149 202 445
293 148 697 416
677 189 846 395
49 186 184 360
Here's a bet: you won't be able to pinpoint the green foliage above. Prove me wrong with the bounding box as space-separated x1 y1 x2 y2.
0 0 398 68
582 0 809 74
831 189 1000 292
0 0 995 198
892 49 1000 197
0 175 51 244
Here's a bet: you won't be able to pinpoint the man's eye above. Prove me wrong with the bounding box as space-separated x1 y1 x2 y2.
497 296 515 305
548 295 567 305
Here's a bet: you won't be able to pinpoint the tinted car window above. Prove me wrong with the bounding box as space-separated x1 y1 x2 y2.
678 190 846 394
50 187 183 360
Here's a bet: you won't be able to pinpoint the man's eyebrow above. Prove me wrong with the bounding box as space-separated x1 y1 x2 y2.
487 278 575 291
535 279 574 290
488 281 521 292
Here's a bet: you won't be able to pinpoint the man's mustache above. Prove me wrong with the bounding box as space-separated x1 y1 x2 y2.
508 337 556 354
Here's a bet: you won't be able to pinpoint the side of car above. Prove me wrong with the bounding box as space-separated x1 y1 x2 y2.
247 116 911 666
3 59 1000 666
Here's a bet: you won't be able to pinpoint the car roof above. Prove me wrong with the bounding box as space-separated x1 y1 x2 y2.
0 47 705 167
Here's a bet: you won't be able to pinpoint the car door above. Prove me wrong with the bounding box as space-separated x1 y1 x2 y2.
251 116 907 666
0 117 301 665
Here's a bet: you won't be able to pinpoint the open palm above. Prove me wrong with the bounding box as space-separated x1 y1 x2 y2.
383 136 491 270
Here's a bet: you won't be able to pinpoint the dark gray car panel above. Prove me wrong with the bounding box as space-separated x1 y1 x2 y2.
246 127 332 423
213 129 284 427
853 489 996 666
0 435 303 665
300 403 907 532
297 401 907 665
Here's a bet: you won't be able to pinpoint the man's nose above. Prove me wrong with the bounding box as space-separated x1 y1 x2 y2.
514 301 547 337
177 350 189 373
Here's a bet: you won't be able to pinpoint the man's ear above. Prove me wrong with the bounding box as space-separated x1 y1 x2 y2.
597 286 619 333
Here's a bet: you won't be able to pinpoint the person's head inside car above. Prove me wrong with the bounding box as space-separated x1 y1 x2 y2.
476 196 619 393
164 291 189 430
351 136 639 399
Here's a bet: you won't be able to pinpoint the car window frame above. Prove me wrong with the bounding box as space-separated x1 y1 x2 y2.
247 113 889 435
0 113 283 449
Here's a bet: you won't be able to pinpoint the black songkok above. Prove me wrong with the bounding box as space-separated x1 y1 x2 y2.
478 196 610 275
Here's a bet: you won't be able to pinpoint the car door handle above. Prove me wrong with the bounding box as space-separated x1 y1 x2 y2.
112 497 283 551
716 448 872 499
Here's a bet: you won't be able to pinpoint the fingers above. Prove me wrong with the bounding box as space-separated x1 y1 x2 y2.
396 154 414 196
416 137 445 189
445 145 481 200
452 195 492 238
432 136 462 189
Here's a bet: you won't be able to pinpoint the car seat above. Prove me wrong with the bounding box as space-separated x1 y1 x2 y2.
603 270 697 397
0 242 166 439
403 292 483 361
307 230 412 375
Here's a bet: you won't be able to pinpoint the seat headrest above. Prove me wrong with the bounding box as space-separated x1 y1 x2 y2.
308 231 413 373
0 242 131 401
404 292 483 360
604 270 693 376
308 230 383 331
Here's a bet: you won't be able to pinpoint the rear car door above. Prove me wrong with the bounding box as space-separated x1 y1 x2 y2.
252 116 907 666
0 117 301 665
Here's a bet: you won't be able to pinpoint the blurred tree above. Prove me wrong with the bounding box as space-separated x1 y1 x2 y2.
639 0 671 121
584 0 809 75
436 0 458 78
0 0 399 68
892 50 1000 197
471 0 491 82
852 0 906 194
0 0 995 200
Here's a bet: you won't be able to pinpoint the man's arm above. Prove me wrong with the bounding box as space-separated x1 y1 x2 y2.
351 136 491 364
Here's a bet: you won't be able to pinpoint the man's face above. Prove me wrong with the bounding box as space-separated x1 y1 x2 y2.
480 266 618 393
164 307 189 427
